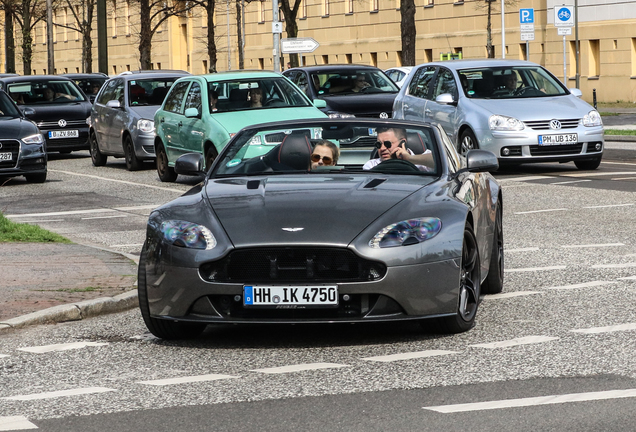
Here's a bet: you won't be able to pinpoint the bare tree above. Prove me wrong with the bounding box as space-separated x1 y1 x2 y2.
191 0 218 72
53 0 96 72
1 1 17 73
400 0 416 66
12 0 48 74
475 0 519 58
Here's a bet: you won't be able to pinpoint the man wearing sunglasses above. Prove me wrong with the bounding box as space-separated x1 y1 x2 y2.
363 127 434 171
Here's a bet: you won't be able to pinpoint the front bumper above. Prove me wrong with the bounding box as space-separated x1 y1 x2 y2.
0 139 47 179
40 125 89 152
132 131 156 160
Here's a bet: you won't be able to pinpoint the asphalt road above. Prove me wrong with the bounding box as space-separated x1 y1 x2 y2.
1 146 636 431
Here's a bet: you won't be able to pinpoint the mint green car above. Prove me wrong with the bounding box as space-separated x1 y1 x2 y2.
154 71 328 182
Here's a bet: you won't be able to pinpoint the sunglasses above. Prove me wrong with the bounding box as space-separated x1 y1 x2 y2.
311 154 333 165
375 139 405 149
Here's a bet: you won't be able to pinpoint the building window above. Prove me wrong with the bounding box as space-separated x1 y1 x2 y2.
425 0 433 7
396 51 402 66
111 0 117 37
258 1 265 23
258 58 264 70
347 0 353 14
112 65 117 74
346 54 352 64
124 0 131 35
301 0 307 18
589 39 600 77
202 60 208 73
322 0 329 16
322 55 329 64
568 41 576 78
631 38 636 77
63 8 68 42
519 43 527 61
396 0 400 10
424 49 432 63
370 0 378 12
370 52 377 67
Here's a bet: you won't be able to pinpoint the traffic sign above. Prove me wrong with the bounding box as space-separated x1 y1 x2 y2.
281 38 320 54
521 33 535 41
272 22 283 34
520 8 534 24
521 24 534 32
558 27 572 35
554 6 574 27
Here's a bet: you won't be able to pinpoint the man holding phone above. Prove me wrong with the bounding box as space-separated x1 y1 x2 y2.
363 127 434 171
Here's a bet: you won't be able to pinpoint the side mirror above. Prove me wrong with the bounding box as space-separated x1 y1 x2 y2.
106 100 121 108
466 149 499 173
22 107 36 118
184 107 200 118
569 88 583 98
174 152 206 176
313 99 327 109
435 93 455 105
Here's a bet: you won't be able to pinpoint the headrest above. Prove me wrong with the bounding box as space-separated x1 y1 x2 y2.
277 134 312 171
406 132 427 154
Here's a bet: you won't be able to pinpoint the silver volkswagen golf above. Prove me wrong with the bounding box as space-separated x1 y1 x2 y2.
393 59 604 170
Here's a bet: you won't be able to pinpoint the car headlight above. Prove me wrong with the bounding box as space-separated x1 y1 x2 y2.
328 111 356 119
160 220 217 250
582 110 602 127
489 114 525 131
138 119 155 133
369 217 442 249
22 133 44 145
86 116 92 126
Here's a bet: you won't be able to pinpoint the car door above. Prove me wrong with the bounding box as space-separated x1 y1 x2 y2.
108 80 127 154
425 67 459 140
92 79 118 149
397 66 436 121
157 80 191 162
178 80 206 157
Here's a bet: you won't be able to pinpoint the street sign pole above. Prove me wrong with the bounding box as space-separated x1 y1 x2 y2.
519 9 534 61
501 0 506 58
272 0 280 72
563 35 567 84
575 0 579 88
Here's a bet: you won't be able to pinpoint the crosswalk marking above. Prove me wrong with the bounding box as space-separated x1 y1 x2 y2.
137 374 239 386
423 388 636 413
550 179 591 185
1 387 116 401
470 336 559 349
545 280 615 290
514 208 569 215
592 263 636 269
251 363 349 374
571 323 636 334
362 350 458 362
506 247 540 252
0 416 38 431
485 291 542 300
506 266 567 273
18 342 109 354
50 169 184 193
583 203 634 209
560 243 624 248
0 354 8 358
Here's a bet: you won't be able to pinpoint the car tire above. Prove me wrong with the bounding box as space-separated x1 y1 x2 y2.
574 157 601 170
156 141 177 182
138 247 206 340
428 223 481 334
124 135 142 171
90 131 107 167
24 172 47 183
481 202 504 294
459 129 479 156
205 146 218 172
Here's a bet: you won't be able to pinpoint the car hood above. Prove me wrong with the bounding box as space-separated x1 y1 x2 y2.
24 101 92 122
212 107 327 134
128 105 160 120
467 95 594 121
0 117 39 138
205 175 431 247
321 93 397 117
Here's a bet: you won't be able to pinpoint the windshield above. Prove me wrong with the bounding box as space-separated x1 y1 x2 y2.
458 66 568 99
213 121 439 178
7 80 86 105
208 77 312 112
73 77 107 98
128 78 179 106
0 91 21 117
311 69 399 96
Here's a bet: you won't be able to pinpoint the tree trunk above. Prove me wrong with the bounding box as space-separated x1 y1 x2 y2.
83 1 94 72
139 0 152 69
236 0 243 69
281 0 299 68
400 0 416 66
21 0 32 74
4 8 16 73
486 0 494 58
207 0 217 72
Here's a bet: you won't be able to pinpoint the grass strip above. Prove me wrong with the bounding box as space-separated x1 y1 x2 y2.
0 213 71 243
605 129 636 136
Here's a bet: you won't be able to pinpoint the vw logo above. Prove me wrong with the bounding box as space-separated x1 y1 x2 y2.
549 119 562 130
379 112 389 119
58 119 67 128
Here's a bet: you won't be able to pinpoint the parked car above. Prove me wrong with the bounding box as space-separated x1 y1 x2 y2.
0 75 92 154
0 90 47 183
89 71 190 170
385 66 413 88
62 72 108 103
153 70 328 182
393 59 604 170
137 118 503 339
283 65 399 119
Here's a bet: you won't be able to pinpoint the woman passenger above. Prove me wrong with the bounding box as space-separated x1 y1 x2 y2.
310 140 339 169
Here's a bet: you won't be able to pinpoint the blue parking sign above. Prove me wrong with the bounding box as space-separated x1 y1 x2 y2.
520 8 534 24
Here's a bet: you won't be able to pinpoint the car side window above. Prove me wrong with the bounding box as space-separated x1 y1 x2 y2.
407 66 436 99
163 81 190 114
184 82 202 113
112 80 125 105
96 79 119 105
431 68 458 101
295 73 310 97
438 125 461 172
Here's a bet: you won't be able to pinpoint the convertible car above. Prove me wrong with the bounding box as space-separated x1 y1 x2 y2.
138 119 504 339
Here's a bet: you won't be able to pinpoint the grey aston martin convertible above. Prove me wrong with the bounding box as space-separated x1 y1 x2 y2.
138 119 504 339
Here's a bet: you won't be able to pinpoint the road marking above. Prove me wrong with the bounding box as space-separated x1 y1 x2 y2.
592 263 636 269
81 215 130 220
114 205 159 211
506 266 567 273
1 387 116 401
602 161 636 166
561 171 636 178
572 323 636 334
498 175 555 182
583 203 634 209
618 275 636 280
362 350 459 362
612 177 636 181
17 219 64 223
506 247 540 253
470 336 559 349
550 179 592 185
545 281 615 290
485 291 542 300
514 208 569 215
560 243 624 249
50 169 185 193
251 363 349 374
0 354 8 358
0 416 38 430
137 374 239 386
18 342 109 354
423 389 636 413
110 243 145 248
6 204 162 219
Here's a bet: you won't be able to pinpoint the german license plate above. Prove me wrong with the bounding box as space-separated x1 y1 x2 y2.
538 133 577 145
0 152 12 161
49 130 79 139
244 285 338 307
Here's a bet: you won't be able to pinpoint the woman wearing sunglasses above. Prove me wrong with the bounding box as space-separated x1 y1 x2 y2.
310 140 339 170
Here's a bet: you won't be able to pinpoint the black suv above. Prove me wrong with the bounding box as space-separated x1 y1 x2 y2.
0 75 92 154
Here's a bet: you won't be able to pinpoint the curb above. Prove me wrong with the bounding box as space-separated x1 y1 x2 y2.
605 135 636 142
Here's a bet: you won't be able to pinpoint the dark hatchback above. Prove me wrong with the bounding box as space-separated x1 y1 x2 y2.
0 75 92 153
0 90 47 183
283 65 399 119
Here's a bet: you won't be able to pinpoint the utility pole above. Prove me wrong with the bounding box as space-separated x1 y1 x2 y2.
574 0 580 88
272 0 280 72
97 0 108 74
46 0 55 73
500 0 505 58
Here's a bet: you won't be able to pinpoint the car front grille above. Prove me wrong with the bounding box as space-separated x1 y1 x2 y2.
0 140 20 169
357 112 392 119
264 129 312 144
340 136 376 147
530 144 583 156
524 119 580 130
45 136 88 148
200 247 387 283
37 120 88 129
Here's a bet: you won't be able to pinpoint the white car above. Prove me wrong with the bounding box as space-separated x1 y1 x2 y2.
385 67 413 88
392 59 604 170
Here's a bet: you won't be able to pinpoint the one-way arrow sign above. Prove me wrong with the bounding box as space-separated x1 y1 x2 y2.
281 38 320 54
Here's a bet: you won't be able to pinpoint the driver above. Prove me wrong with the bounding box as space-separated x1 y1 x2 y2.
351 74 370 92
363 127 434 172
501 72 518 95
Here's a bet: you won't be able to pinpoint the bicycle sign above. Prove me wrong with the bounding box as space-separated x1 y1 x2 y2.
554 6 574 27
